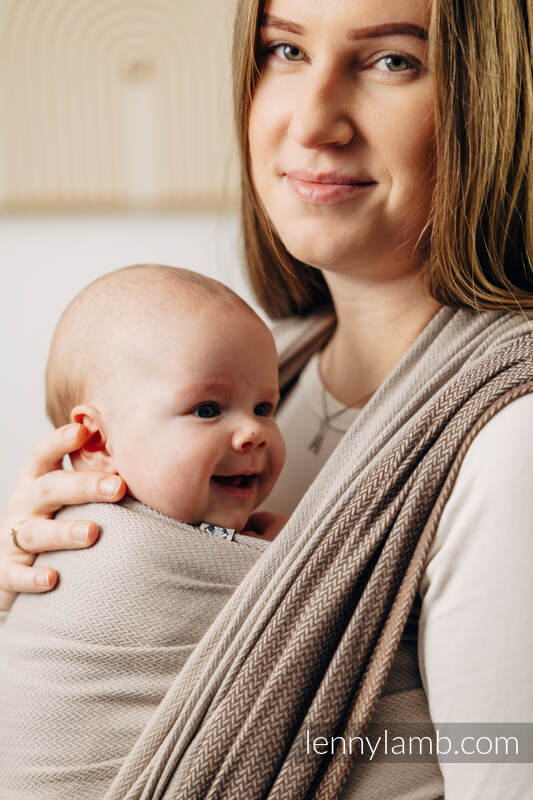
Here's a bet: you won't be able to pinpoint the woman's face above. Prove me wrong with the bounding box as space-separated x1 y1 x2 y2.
249 0 434 280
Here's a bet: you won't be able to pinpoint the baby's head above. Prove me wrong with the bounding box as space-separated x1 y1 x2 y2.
46 264 285 531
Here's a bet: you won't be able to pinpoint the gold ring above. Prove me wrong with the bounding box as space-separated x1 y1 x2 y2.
10 521 30 553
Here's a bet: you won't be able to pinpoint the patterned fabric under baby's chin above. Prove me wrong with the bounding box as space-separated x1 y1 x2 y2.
198 522 236 541
101 308 533 800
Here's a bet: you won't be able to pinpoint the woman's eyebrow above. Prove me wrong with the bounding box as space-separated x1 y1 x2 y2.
261 14 304 35
260 15 427 42
347 23 428 41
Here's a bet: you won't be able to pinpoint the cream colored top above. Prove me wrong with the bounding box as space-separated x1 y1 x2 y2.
267 353 533 800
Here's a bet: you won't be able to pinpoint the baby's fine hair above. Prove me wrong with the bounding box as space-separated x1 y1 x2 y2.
45 263 260 428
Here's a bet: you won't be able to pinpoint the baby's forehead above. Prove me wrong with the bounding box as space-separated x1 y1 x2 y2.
95 301 279 416
115 299 273 367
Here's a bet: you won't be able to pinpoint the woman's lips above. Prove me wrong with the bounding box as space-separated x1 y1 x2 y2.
285 174 376 205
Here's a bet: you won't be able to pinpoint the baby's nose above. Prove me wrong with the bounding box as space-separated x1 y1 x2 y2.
232 423 267 452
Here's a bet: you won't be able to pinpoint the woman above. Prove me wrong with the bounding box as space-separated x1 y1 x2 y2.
1 0 532 797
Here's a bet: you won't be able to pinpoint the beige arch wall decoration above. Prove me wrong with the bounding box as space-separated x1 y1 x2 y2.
0 0 239 210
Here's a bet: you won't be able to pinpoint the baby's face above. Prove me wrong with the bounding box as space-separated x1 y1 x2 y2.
100 304 285 531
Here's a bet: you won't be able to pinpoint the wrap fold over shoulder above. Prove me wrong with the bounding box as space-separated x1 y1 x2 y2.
101 307 533 800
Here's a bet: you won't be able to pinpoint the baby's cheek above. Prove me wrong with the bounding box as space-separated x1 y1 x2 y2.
112 450 190 520
151 468 202 521
108 445 146 496
272 430 287 479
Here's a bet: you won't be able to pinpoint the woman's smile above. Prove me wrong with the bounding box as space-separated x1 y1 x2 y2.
284 172 377 205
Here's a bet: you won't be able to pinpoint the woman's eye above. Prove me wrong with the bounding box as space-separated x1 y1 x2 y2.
270 43 306 62
192 403 220 419
254 402 273 417
375 54 418 73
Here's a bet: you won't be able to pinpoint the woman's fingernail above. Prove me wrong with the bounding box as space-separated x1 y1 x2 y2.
99 477 121 496
72 522 91 542
34 572 51 588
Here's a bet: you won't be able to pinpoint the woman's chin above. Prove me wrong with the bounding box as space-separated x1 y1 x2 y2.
281 233 372 275
268 209 373 270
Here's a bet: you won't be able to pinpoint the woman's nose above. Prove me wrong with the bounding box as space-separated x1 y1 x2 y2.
288 67 354 149
232 422 268 452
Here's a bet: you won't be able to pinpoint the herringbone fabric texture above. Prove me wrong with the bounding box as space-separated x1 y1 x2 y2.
101 309 533 800
0 503 268 799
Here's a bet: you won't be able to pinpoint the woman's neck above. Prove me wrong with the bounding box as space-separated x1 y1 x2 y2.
320 270 441 407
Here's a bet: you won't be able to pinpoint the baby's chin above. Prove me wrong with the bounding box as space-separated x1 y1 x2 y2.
125 490 253 532
191 509 251 533
150 500 250 532
156 504 250 532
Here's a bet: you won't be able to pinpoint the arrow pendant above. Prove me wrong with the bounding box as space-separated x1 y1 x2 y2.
308 420 329 454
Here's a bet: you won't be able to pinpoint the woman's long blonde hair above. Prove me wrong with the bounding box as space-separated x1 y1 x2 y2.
232 0 533 318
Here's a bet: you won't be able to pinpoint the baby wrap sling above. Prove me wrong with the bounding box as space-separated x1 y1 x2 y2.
102 307 533 800
1 307 532 800
0 505 269 798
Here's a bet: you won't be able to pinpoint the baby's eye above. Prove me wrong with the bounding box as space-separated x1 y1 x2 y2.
192 402 220 419
254 402 273 417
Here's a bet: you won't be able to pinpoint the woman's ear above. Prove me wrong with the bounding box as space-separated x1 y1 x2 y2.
70 405 118 474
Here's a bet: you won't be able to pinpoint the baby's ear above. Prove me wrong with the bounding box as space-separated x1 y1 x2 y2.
70 405 117 474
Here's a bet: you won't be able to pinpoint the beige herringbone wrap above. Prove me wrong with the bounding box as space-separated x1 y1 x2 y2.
97 308 533 800
0 502 269 799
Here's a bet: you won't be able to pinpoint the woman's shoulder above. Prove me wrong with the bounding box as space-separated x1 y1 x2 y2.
419 390 533 678
455 389 533 480
424 390 533 574
447 389 533 504
419 389 533 662
417 392 533 795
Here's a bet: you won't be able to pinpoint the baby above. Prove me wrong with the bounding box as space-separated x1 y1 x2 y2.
46 263 286 537
0 264 286 800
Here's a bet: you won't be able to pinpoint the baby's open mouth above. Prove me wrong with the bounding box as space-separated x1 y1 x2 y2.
211 474 257 489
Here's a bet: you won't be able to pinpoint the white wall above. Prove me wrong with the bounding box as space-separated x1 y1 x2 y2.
0 212 251 511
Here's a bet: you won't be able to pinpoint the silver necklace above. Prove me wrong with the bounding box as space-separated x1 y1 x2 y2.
308 349 376 455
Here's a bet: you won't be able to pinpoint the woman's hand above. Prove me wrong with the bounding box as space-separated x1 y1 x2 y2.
0 423 126 611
